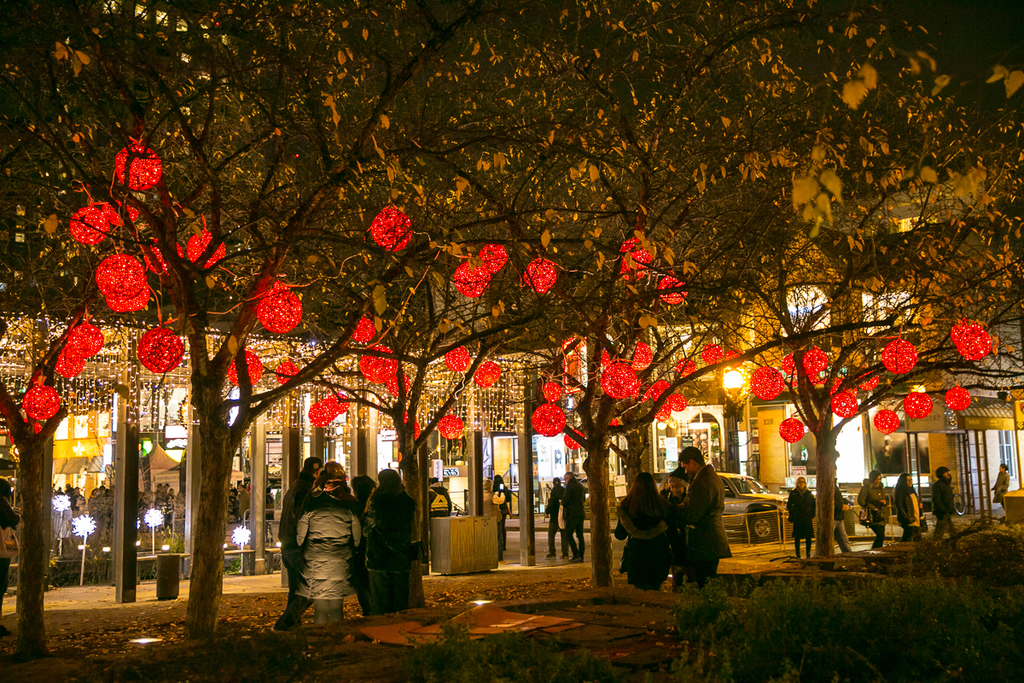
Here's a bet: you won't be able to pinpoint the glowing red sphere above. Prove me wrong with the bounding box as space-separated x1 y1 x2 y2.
137 328 185 374
945 386 971 412
532 403 566 437
453 261 491 298
309 395 349 428
903 392 933 420
782 353 795 376
541 381 563 402
859 375 880 391
873 409 900 434
70 203 119 245
360 345 398 384
474 361 502 388
352 316 376 344
106 288 150 312
96 254 147 300
643 380 671 402
479 244 508 273
750 367 785 401
274 361 299 385
369 206 412 252
677 358 696 377
601 361 640 399
619 238 652 279
881 339 918 374
631 341 653 371
802 347 828 375
523 258 557 294
701 344 724 365
257 282 303 334
564 434 580 450
779 417 805 443
950 319 992 361
114 143 163 190
438 415 465 440
56 348 85 378
227 349 264 385
831 390 860 418
67 323 104 359
657 276 686 304
185 230 226 268
386 373 411 397
144 240 169 275
444 347 471 373
23 385 61 421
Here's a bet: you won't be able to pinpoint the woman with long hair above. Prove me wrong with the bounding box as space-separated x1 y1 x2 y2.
613 472 673 591
858 470 890 549
364 469 415 615
893 473 922 542
491 474 511 560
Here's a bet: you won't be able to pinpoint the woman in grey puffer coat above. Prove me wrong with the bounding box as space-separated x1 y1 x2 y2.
297 464 362 624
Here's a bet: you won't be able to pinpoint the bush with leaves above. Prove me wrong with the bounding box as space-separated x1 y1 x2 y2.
899 522 1024 587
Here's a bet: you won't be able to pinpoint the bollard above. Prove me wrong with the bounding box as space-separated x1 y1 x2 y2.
155 553 181 600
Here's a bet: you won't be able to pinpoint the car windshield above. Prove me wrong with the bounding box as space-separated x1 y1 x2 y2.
731 476 771 495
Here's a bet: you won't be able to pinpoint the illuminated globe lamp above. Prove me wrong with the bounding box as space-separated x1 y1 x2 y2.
657 393 688 420
677 358 696 377
56 348 85 378
369 205 412 252
601 361 640 399
750 367 785 401
531 403 566 437
96 254 147 300
444 347 472 373
701 344 724 365
564 434 580 450
479 244 509 273
453 261 491 298
831 390 859 418
69 203 119 245
114 143 163 190
779 417 806 443
438 415 465 440
257 282 303 334
632 341 653 371
541 381 563 403
138 328 185 374
950 319 992 361
881 339 918 374
227 350 264 386
903 391 933 420
657 275 686 304
643 380 671 402
474 361 502 388
858 375 880 391
67 323 105 359
945 386 972 412
185 230 226 268
523 258 557 294
874 409 900 434
274 360 299 385
801 347 828 376
352 316 377 344
23 385 61 421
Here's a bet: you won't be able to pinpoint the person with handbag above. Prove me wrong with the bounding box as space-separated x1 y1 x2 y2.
614 472 672 591
364 469 415 615
0 478 22 638
859 470 890 548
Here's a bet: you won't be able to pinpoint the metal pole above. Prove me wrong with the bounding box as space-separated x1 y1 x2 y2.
113 359 139 603
519 370 536 566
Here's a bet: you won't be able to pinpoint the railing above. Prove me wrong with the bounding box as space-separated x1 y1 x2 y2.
722 506 881 547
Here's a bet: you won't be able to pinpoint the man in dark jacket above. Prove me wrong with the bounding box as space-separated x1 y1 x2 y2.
428 478 453 517
273 457 322 631
545 478 566 558
677 447 731 587
561 471 586 562
932 466 956 537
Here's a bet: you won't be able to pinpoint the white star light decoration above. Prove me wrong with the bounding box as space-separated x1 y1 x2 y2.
72 515 97 537
144 508 164 529
53 494 71 512
231 526 251 548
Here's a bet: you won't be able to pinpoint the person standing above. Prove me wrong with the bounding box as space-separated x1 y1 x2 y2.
677 447 731 586
561 471 586 563
295 464 361 624
491 475 511 560
786 477 816 558
832 482 853 553
545 477 566 559
614 472 673 591
932 466 956 537
661 467 689 587
993 464 1010 510
859 470 890 548
894 473 923 542
273 456 322 631
428 478 453 518
238 484 251 524
364 469 415 615
0 478 20 638
348 474 376 616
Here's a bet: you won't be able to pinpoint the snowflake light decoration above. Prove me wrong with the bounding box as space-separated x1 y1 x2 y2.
231 526 251 548
53 494 71 512
72 515 97 537
144 508 164 529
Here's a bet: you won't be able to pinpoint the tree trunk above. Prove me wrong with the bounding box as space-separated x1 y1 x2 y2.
183 419 233 639
813 430 838 558
15 439 48 658
623 426 650 487
583 436 613 587
397 430 425 608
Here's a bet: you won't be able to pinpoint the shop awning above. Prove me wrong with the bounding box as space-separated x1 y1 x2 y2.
53 456 105 475
53 437 105 461
956 398 1014 431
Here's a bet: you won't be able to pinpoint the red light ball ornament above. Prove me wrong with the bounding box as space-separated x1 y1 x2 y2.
657 393 688 420
523 258 557 294
564 434 580 450
858 375 879 391
359 346 397 384
185 230 226 268
114 143 163 190
619 238 652 279
881 339 918 374
144 240 168 275
782 353 795 376
56 349 85 378
352 317 376 344
643 380 671 402
632 342 653 371
96 254 147 300
945 386 971 412
874 409 900 434
802 347 828 375
950 319 992 361
601 361 640 399
779 417 805 443
67 323 104 359
831 390 859 418
531 403 566 437
227 350 264 385
23 385 61 421
386 373 411 397
70 203 119 245
137 328 184 374
750 367 785 401
107 288 149 312
657 276 686 304
542 382 563 402
444 347 471 373
701 344 724 365
257 282 303 334
903 392 933 420
275 361 299 385
308 395 349 428
453 262 491 298
438 415 464 440
677 358 696 377
479 244 508 273
369 206 412 252
474 361 502 388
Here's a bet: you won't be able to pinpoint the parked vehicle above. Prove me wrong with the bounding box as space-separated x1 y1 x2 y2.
719 473 787 544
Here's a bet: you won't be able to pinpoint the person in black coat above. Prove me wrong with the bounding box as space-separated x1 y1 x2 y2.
545 478 567 559
932 466 956 537
893 473 922 542
615 472 673 591
677 447 731 587
273 457 322 631
786 477 815 558
364 469 416 615
858 470 890 548
661 467 689 587
561 471 586 562
0 478 20 638
428 478 453 517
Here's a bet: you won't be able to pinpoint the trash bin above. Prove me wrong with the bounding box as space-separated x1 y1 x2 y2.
155 553 181 600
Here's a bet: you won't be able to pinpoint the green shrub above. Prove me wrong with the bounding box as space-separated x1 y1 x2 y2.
903 523 1024 586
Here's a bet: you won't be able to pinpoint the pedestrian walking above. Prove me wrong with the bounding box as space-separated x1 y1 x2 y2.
491 475 511 560
561 471 586 563
832 482 853 553
364 469 415 615
0 478 20 638
786 477 815 558
273 456 321 631
545 477 567 559
661 467 690 587
677 447 732 587
858 470 890 548
614 472 673 591
932 466 956 537
295 463 361 624
993 464 1010 509
428 478 453 518
894 473 923 542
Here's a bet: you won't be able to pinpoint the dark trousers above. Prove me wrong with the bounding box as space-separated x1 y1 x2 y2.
274 547 312 630
690 559 720 588
497 515 507 560
565 518 585 558
794 537 812 558
900 524 921 542
870 524 886 548
369 569 410 616
548 516 567 556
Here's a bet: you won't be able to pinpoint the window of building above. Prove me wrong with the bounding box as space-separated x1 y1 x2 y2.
997 430 1016 477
